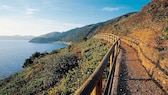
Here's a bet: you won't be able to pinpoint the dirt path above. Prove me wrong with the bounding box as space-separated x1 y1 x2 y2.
117 42 165 95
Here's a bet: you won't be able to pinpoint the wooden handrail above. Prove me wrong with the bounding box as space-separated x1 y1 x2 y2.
76 33 120 95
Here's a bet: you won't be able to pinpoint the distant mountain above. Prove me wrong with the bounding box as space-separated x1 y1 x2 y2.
30 12 136 43
29 24 103 43
0 35 34 40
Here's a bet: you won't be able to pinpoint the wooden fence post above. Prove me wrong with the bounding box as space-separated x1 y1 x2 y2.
91 76 102 95
110 51 114 71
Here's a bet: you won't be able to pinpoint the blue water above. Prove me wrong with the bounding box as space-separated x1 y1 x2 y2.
0 40 67 79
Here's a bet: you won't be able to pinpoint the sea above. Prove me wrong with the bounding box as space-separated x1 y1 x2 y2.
0 40 67 80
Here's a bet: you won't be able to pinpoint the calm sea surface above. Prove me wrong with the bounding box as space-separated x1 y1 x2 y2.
0 40 67 80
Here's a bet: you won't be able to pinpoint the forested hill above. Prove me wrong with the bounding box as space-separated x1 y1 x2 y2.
29 12 136 43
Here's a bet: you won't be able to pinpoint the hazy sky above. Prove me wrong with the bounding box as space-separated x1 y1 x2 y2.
0 0 150 36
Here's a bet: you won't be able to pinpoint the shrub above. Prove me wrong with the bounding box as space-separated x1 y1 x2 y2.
160 26 168 40
0 38 110 95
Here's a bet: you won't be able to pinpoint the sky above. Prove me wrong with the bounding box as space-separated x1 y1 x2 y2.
0 0 151 36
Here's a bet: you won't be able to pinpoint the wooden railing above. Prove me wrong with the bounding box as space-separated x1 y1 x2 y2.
76 33 120 95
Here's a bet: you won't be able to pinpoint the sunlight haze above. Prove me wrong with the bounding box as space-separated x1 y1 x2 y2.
0 0 150 36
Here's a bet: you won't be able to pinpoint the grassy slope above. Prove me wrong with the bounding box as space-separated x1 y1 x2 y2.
95 0 168 93
0 38 111 95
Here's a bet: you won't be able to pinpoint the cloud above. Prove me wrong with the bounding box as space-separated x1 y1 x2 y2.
0 4 11 10
0 17 83 36
102 7 120 12
25 8 39 16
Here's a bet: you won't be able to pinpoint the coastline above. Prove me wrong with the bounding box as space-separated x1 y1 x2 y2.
0 40 67 80
53 41 72 45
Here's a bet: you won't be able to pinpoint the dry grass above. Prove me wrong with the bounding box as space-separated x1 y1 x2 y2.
95 0 168 93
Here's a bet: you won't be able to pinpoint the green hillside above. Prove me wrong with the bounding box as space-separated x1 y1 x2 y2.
0 38 110 95
29 12 135 43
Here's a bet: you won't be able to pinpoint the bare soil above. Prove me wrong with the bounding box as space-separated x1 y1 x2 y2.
117 42 166 95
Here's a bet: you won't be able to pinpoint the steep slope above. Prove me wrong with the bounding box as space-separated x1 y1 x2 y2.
30 12 135 43
95 0 168 93
0 38 110 94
